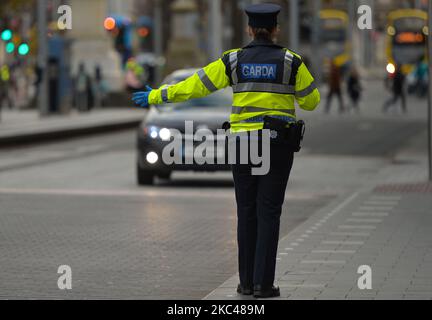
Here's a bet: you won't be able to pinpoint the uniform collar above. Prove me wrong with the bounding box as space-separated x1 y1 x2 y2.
244 39 283 49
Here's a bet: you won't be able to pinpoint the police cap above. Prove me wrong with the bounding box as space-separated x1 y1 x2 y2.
245 3 281 29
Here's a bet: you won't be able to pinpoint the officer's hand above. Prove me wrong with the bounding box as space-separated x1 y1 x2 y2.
132 85 153 108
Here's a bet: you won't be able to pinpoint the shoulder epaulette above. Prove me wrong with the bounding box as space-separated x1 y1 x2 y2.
283 48 302 61
223 48 242 56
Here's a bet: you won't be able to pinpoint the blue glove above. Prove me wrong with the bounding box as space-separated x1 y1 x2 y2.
132 85 153 108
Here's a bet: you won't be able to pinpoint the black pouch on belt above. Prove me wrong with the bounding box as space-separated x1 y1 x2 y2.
263 116 305 152
286 120 305 152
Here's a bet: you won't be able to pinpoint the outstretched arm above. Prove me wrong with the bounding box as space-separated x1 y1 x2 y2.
133 59 230 108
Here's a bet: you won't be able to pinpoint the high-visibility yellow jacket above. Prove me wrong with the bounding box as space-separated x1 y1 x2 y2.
148 40 320 133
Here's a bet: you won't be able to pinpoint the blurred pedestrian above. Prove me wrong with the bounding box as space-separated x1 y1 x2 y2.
4 64 18 110
33 64 42 107
414 57 428 98
383 64 406 113
74 63 92 112
48 58 60 114
0 67 14 111
125 58 147 93
0 77 8 120
346 66 362 113
325 60 345 114
93 65 108 108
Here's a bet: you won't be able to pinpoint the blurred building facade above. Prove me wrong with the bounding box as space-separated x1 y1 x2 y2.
0 0 428 111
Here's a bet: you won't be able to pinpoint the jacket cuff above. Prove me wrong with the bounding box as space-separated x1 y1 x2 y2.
148 89 162 105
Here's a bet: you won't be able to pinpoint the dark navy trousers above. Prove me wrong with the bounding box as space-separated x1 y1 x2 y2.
232 141 294 289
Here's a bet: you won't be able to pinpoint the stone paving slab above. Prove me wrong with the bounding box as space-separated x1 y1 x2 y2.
204 190 432 300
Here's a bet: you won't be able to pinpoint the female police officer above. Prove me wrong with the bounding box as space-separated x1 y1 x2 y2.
132 3 320 298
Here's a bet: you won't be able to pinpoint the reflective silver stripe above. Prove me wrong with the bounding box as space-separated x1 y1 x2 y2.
229 51 239 85
197 69 218 92
283 50 294 85
295 82 317 97
161 88 169 103
232 106 296 115
232 82 295 94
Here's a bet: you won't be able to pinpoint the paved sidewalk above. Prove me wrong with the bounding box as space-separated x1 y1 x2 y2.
0 108 144 146
205 127 432 300
205 189 432 300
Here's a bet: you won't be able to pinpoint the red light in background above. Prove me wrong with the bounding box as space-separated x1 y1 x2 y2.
137 27 150 37
104 17 116 31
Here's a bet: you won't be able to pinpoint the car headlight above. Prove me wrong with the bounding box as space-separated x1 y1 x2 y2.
159 128 171 141
141 126 159 139
143 126 171 141
146 151 159 164
386 63 395 75
149 126 159 139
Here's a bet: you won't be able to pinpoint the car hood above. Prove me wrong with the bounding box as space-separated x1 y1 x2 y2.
144 107 230 133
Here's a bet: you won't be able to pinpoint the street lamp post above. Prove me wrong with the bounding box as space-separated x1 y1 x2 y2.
348 0 356 62
208 0 223 62
289 0 299 52
37 0 49 116
153 0 163 85
311 0 321 83
428 0 432 181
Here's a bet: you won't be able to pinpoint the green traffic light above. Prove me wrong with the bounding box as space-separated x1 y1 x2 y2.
1 29 13 41
18 43 29 55
5 42 15 53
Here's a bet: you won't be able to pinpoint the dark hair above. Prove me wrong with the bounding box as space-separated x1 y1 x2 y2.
251 27 276 41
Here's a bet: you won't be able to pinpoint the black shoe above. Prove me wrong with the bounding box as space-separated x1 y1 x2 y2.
237 284 253 295
253 285 280 298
